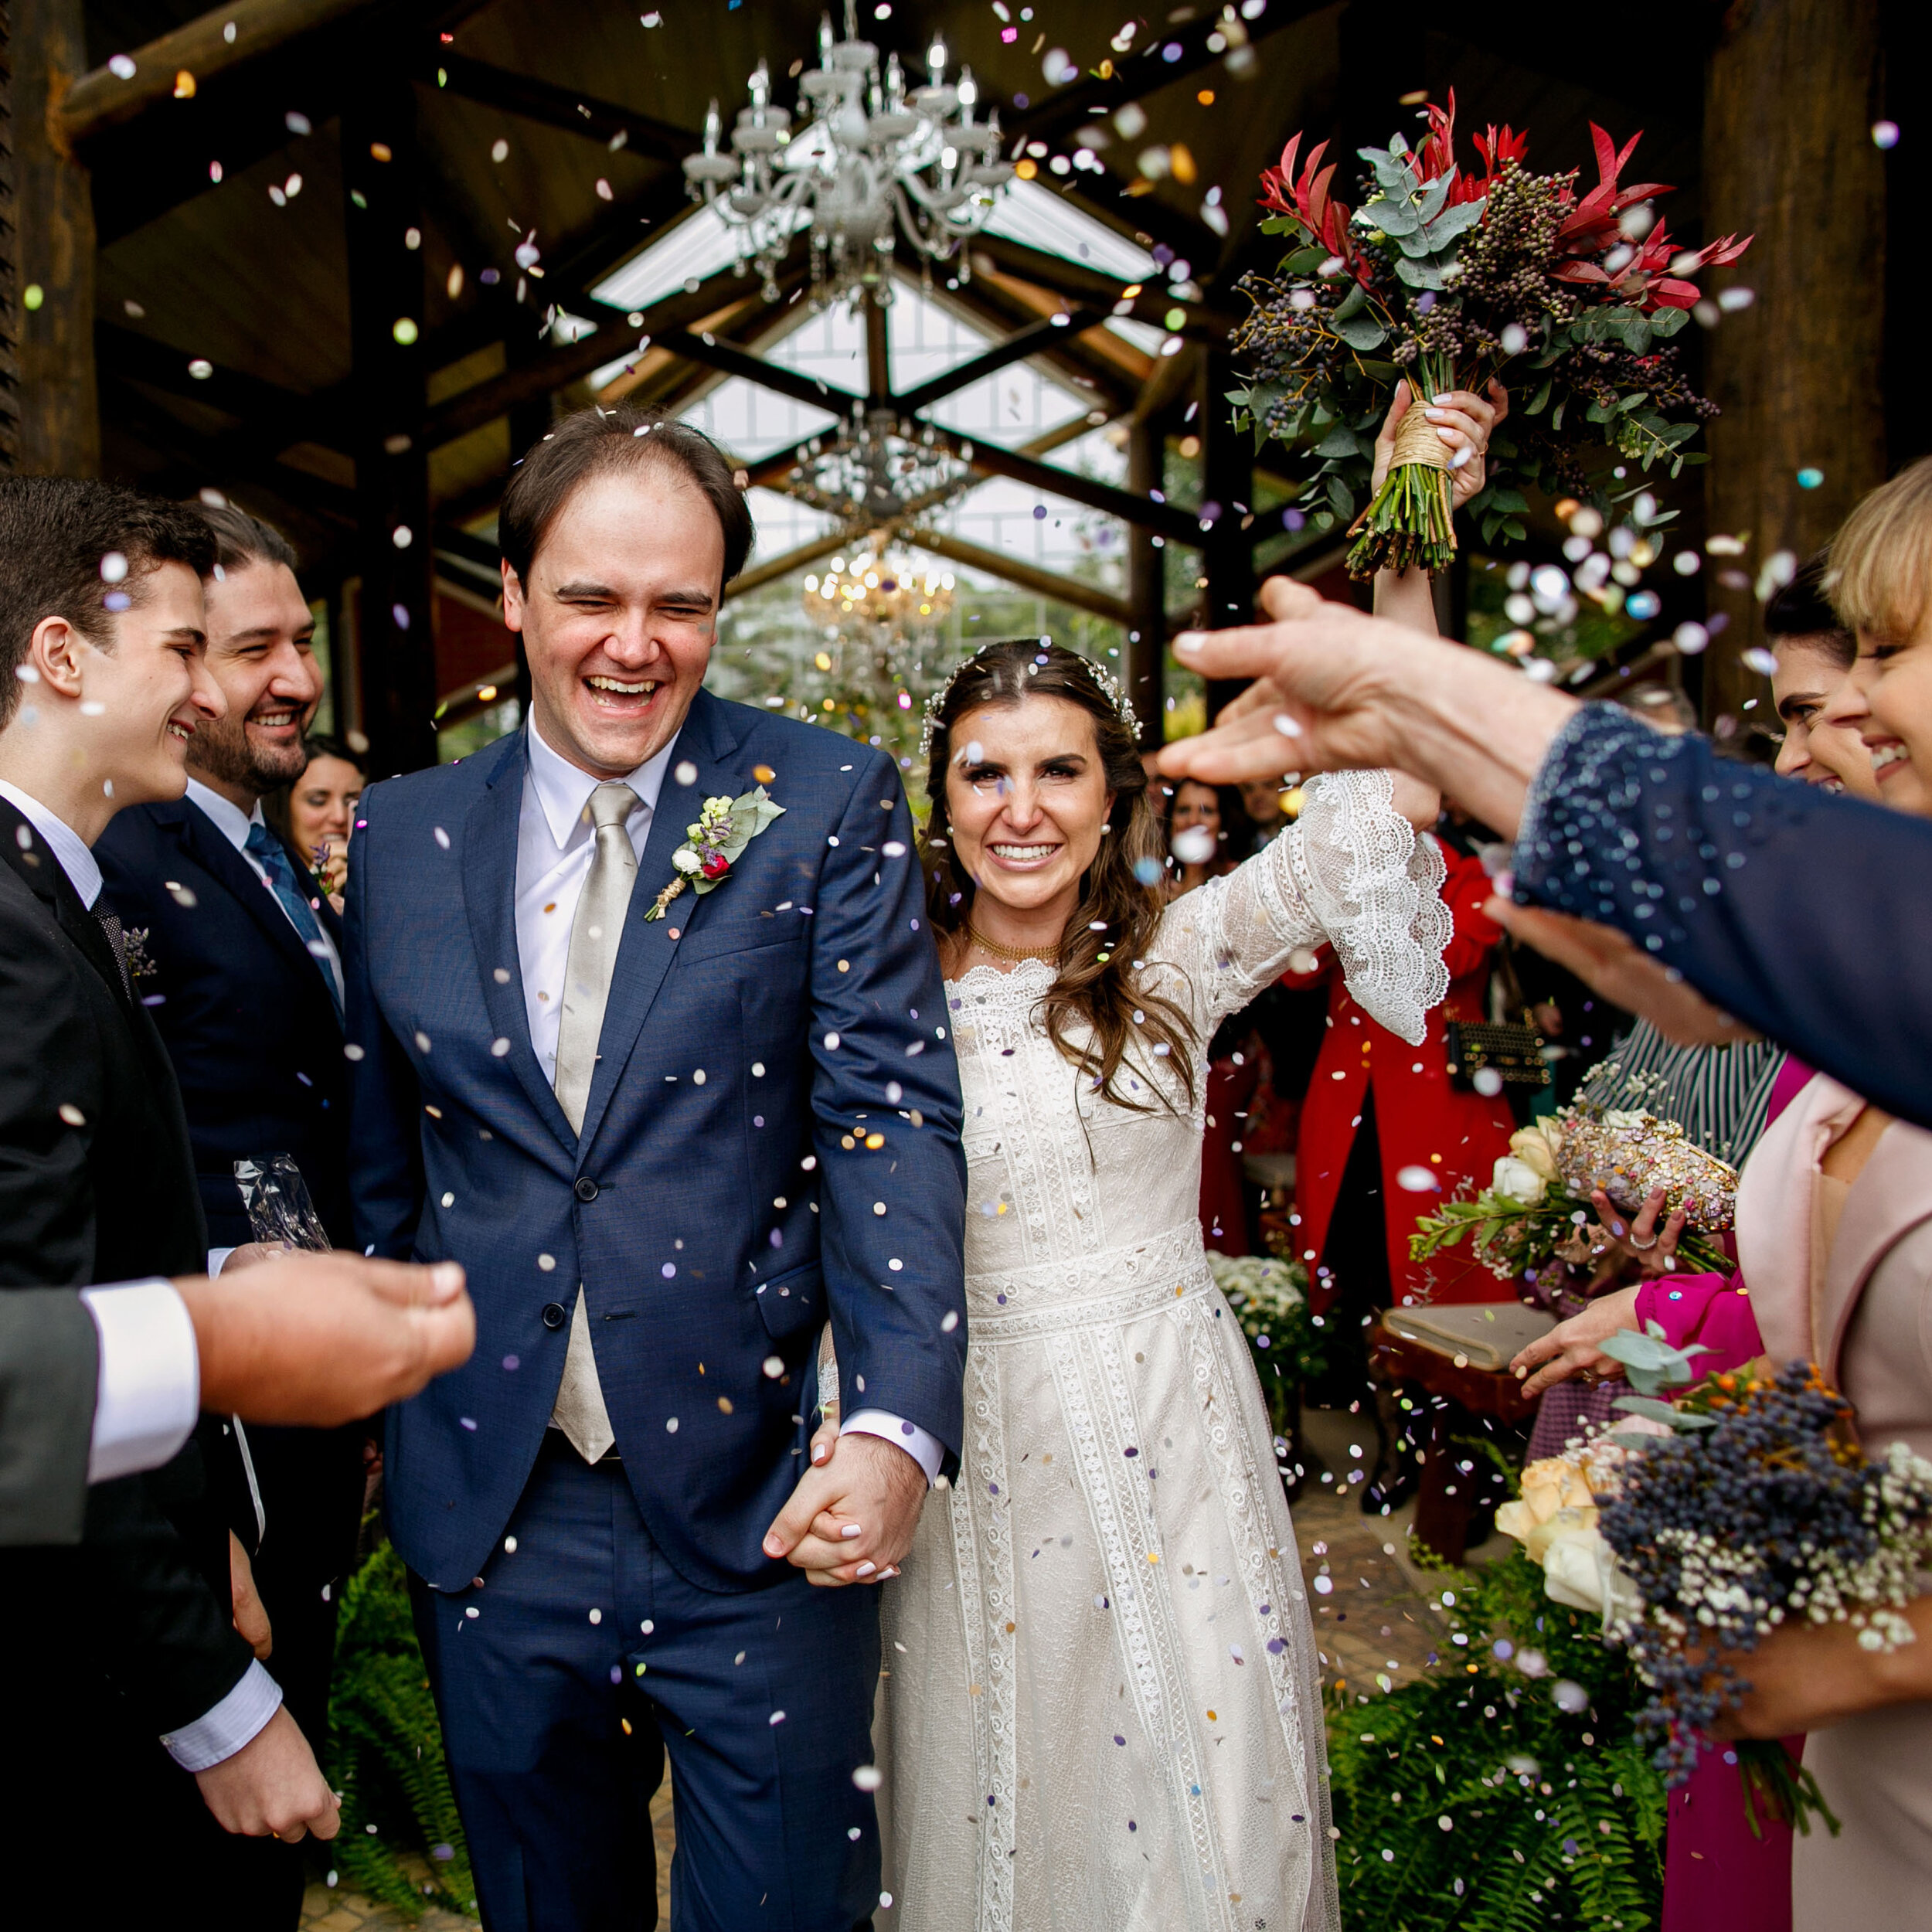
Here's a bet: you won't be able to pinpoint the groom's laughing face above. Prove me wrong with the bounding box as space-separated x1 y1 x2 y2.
502 462 723 778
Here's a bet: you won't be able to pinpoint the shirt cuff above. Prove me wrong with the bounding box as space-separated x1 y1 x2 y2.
207 1247 236 1277
80 1281 201 1485
161 1659 284 1772
842 1410 943 1487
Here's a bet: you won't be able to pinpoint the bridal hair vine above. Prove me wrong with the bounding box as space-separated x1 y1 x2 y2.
918 639 1142 760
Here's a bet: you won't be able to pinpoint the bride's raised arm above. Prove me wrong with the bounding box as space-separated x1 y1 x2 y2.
1158 769 1453 1046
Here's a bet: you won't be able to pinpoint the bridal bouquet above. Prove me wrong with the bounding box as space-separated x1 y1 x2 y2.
1409 1108 1735 1281
1230 95 1750 576
1501 1334 1932 1836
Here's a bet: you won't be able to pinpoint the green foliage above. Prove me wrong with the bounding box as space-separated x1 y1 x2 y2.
1327 1546 1665 1930
319 1536 478 1922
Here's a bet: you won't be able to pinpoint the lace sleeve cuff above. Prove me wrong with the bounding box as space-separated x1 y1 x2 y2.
1279 772 1451 1046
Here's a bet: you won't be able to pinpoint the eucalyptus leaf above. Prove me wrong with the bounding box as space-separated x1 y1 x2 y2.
1332 282 1369 323
1315 424 1368 457
1611 1396 1720 1430
1333 310 1387 351
1415 176 1451 223
1526 378 1553 416
1393 254 1446 291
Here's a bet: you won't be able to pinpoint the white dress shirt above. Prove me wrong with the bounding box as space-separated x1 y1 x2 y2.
0 783 282 1768
184 778 345 1009
515 719 940 1484
82 1280 201 1482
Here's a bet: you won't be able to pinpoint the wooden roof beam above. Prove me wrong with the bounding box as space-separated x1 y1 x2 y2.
62 0 383 145
422 51 696 166
902 526 1129 627
1008 3 1315 149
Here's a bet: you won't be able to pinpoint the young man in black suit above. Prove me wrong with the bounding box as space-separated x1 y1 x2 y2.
97 503 365 1926
0 480 341 1901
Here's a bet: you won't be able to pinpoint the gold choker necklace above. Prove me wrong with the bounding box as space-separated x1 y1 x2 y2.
968 926 1060 965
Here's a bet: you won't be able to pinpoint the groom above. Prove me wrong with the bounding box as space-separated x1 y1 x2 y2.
345 406 966 1930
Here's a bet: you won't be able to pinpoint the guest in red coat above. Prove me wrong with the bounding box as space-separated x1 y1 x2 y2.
1284 835 1519 1316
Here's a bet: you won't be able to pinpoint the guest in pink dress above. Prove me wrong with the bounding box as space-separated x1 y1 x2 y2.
1509 527 1932 1932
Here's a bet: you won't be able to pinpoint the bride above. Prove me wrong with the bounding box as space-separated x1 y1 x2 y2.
858 634 1452 1931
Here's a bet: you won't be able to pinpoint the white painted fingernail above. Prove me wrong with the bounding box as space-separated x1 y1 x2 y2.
1174 631 1206 655
1449 447 1471 470
856 1560 877 1577
1272 713 1303 738
841 1523 863 1539
1430 393 1451 405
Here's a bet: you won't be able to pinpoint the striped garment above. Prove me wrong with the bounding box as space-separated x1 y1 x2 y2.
1575 1018 1784 1166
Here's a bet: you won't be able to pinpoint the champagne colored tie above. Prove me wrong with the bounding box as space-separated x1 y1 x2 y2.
548 781 638 1463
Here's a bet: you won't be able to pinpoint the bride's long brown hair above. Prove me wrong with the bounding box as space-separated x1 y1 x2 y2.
920 639 1196 1111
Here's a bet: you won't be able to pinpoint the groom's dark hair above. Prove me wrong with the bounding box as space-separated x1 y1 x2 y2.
499 405 755 593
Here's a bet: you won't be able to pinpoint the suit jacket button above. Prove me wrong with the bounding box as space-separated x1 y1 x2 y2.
541 1301 567 1329
575 1176 599 1202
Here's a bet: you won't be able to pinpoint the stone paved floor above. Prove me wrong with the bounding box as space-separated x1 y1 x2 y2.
301 1406 1492 1928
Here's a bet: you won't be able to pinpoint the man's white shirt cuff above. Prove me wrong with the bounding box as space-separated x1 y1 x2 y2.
842 1410 943 1486
80 1280 201 1484
207 1247 235 1277
160 1660 284 1771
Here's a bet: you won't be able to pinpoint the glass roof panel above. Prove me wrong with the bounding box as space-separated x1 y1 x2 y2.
982 179 1157 282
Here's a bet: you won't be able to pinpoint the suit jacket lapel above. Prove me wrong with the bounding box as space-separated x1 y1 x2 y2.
0 798 129 1009
574 689 749 1158
461 730 578 1151
172 801 338 1008
1818 1119 1932 1389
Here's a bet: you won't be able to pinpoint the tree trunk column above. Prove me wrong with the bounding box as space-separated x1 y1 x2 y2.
1702 0 1885 726
342 72 437 777
1125 416 1163 750
14 0 92 474
1200 349 1253 726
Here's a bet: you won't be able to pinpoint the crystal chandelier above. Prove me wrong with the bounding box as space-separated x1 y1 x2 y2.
804 537 956 633
681 2 1015 308
783 405 972 524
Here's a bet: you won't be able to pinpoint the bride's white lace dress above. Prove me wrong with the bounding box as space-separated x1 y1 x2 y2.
875 770 1451 1932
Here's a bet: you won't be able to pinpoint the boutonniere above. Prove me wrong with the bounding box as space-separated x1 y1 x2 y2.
645 785 786 922
122 926 157 985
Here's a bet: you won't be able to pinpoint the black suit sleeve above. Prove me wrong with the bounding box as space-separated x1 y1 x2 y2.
0 903 104 1284
0 1290 97 1546
1512 702 1932 1128
0 887 254 1730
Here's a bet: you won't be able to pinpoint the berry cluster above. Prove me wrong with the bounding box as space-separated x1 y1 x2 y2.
1599 1362 1932 1788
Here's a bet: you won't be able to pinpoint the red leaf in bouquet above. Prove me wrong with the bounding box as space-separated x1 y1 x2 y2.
1258 131 1360 274
1416 90 1460 184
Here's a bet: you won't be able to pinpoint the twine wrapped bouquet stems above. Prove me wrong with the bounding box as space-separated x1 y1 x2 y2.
1346 359 1458 578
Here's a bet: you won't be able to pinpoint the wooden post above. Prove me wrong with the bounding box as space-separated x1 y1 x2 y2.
1199 349 1253 725
0 5 19 471
1125 416 1164 749
342 71 437 776
1701 0 1886 726
14 0 93 474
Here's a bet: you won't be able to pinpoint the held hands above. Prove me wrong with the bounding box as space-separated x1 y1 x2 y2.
178 1251 476 1426
763 1428 927 1588
194 1705 340 1842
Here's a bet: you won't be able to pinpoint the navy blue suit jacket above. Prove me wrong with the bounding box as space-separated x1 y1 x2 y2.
346 690 968 1593
96 799 351 1248
1513 702 1932 1131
